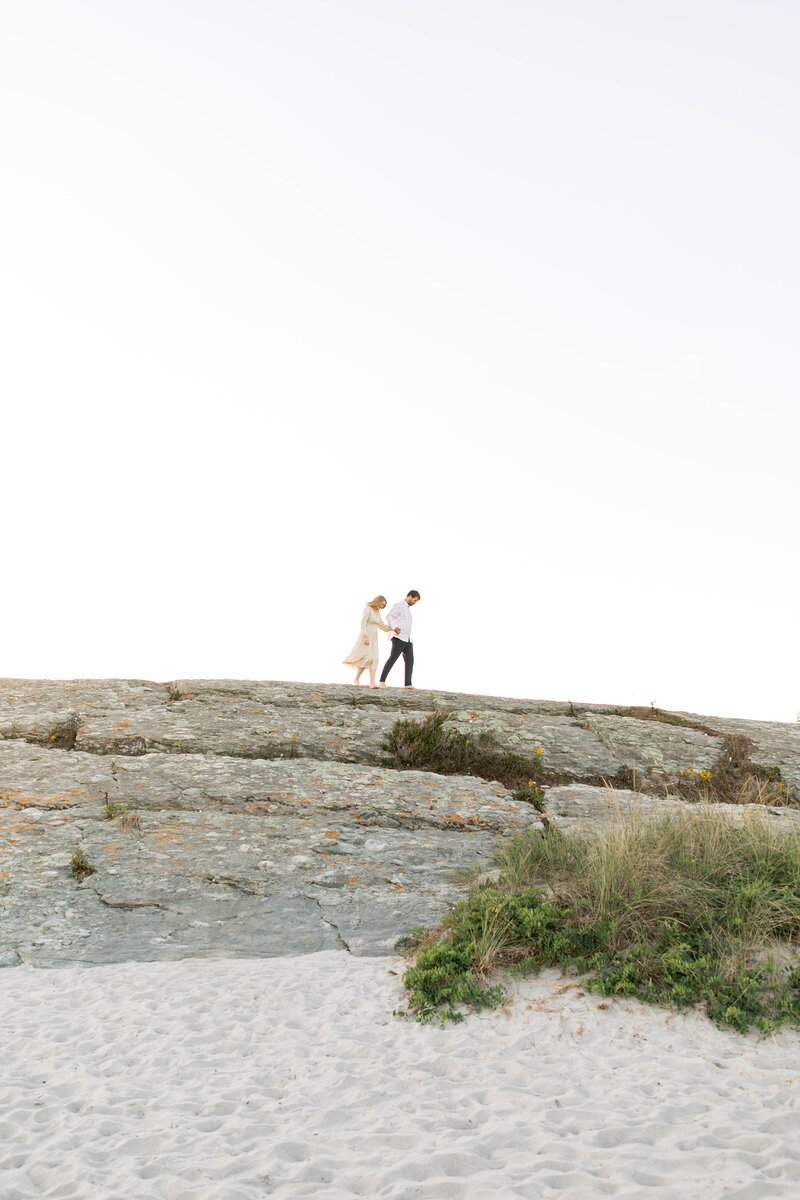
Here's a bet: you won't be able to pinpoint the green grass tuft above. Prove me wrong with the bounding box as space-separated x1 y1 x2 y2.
70 846 94 882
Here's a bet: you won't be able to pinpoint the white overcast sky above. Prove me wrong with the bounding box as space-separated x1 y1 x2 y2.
2 0 799 721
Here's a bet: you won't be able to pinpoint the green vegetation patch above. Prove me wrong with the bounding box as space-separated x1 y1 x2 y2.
383 710 545 798
70 846 94 882
382 710 670 805
384 712 798 810
397 808 800 1033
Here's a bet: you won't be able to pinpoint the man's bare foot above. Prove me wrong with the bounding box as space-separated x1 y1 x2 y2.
378 682 387 688
404 685 417 689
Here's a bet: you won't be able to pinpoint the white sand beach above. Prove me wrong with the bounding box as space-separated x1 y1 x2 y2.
2 952 799 1199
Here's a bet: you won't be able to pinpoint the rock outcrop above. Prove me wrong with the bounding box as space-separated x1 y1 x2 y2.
2 679 798 967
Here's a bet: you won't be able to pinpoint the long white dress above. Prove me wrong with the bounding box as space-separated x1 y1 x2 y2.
343 606 392 669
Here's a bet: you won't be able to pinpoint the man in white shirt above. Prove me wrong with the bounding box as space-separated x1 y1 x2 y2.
378 590 421 688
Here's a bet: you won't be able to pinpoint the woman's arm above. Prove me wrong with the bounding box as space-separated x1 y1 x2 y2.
360 607 371 643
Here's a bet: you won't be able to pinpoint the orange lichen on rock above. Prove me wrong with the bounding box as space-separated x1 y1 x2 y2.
151 824 186 846
3 789 85 809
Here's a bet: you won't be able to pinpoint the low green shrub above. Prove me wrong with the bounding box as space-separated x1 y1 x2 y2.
398 808 800 1033
383 711 544 794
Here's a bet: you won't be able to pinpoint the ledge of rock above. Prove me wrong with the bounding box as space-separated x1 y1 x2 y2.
1 678 798 967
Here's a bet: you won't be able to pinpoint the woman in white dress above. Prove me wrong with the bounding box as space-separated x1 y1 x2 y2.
343 595 395 688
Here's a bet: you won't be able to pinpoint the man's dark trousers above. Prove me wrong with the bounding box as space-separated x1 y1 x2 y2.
380 637 414 686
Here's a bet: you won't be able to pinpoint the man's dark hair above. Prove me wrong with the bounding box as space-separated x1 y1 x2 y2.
407 590 421 600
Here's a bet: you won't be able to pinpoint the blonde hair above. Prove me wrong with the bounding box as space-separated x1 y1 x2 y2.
366 595 387 609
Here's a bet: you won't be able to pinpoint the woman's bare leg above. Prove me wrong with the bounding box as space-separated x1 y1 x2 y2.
354 668 364 685
369 667 378 688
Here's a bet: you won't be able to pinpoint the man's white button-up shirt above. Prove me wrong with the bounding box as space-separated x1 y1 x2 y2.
388 600 413 642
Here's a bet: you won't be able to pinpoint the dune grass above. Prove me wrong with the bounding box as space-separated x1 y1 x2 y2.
398 807 800 1033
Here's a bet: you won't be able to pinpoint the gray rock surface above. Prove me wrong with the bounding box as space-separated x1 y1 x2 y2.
2 678 798 967
544 784 800 836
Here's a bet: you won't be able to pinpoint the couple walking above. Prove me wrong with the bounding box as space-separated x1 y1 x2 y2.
343 591 421 689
